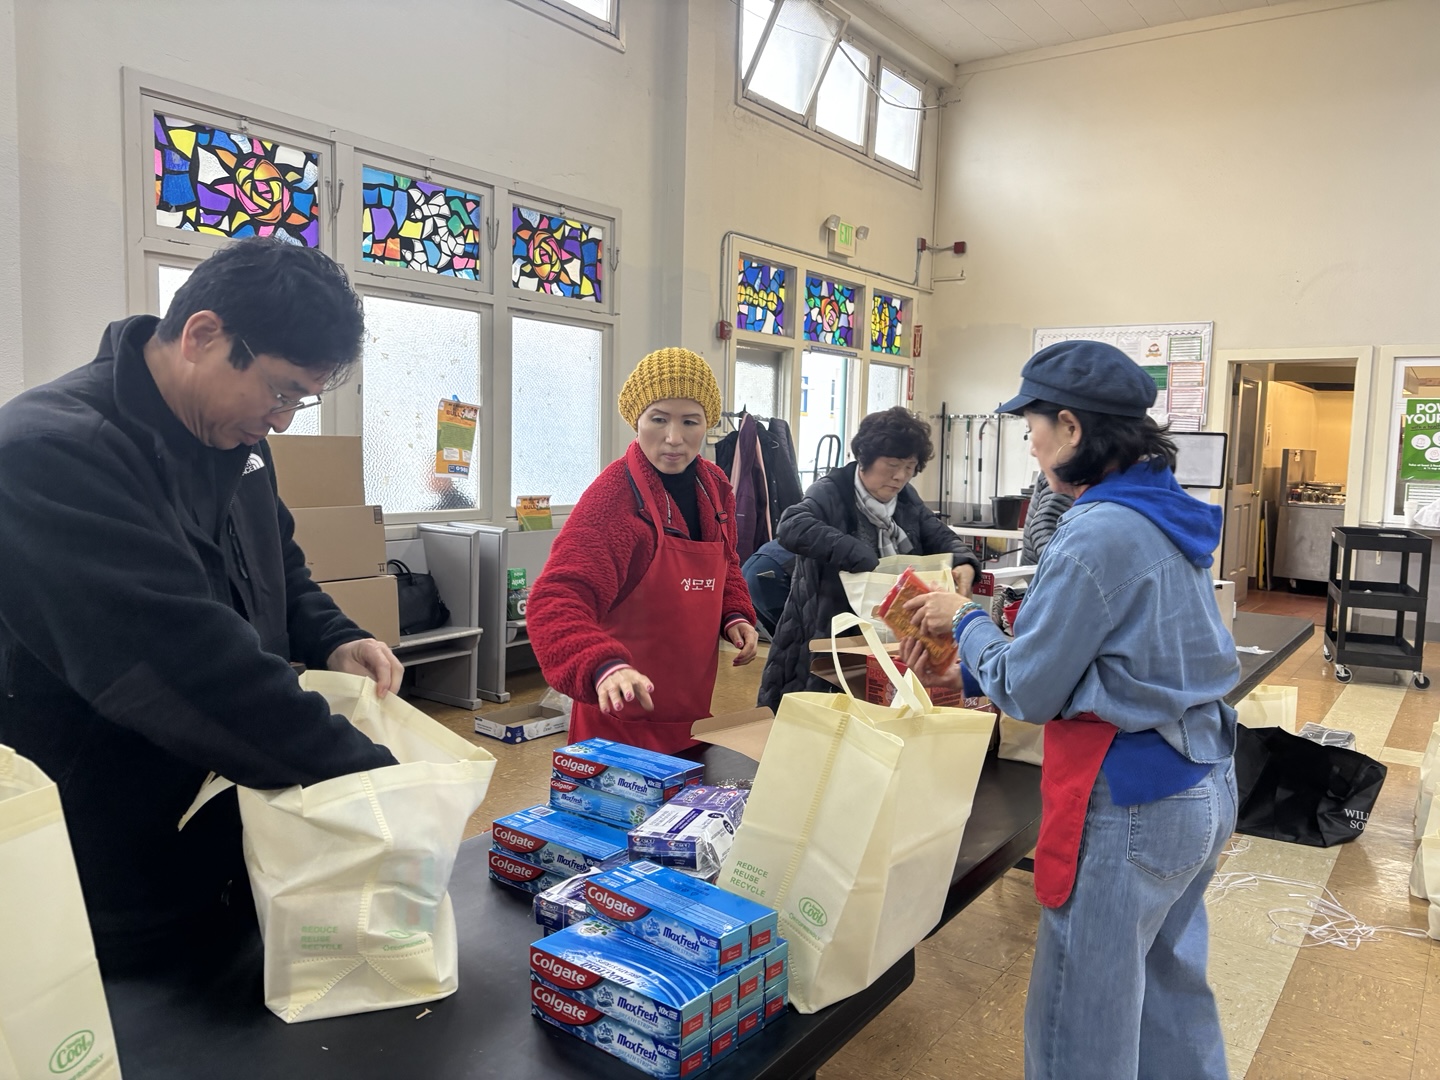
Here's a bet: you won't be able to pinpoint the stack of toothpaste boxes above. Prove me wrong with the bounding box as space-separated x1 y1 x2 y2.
488 738 701 894
515 740 788 1077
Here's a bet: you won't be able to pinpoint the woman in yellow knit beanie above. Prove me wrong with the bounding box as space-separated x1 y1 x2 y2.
527 347 758 752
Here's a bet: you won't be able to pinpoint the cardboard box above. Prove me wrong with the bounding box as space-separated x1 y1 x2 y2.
320 575 399 646
291 505 387 582
475 703 569 743
268 435 365 508
689 708 775 763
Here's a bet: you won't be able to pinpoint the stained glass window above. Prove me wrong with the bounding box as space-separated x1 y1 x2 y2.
736 258 787 335
361 167 483 278
870 293 904 355
511 206 603 302
154 115 320 246
804 275 857 347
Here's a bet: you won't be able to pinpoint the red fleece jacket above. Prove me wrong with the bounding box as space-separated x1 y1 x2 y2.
527 442 756 705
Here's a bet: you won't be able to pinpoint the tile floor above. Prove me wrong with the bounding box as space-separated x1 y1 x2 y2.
414 591 1440 1080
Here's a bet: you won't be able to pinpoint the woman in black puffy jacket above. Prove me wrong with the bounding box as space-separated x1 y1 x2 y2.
756 408 978 710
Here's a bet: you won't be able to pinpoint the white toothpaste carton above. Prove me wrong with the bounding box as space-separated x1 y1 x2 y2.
627 786 747 874
552 738 704 805
529 919 713 1043
763 975 789 1026
760 938 789 989
534 869 603 934
530 978 710 1079
584 861 753 973
488 848 569 895
550 777 657 828
734 953 765 1015
493 805 630 877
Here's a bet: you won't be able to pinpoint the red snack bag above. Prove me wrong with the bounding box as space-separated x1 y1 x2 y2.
875 567 958 670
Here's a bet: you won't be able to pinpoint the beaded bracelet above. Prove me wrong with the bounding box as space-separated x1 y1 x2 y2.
950 601 985 638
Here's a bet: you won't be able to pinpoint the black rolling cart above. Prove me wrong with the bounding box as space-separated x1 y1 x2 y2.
1323 526 1431 687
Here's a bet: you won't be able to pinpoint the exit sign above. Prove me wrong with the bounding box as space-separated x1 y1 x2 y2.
828 221 857 257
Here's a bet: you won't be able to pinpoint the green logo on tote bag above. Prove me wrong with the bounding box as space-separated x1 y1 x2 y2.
798 897 827 927
48 1030 94 1073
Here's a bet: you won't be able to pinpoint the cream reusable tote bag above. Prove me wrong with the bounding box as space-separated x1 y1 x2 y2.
0 745 123 1080
719 614 994 1013
180 672 496 1023
839 553 955 641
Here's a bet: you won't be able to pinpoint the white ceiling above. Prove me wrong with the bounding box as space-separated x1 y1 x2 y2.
860 0 1299 65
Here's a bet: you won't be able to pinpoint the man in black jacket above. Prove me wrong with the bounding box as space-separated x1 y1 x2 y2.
0 239 402 974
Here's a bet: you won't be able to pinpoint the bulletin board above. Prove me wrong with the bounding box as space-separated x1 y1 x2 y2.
1032 322 1214 431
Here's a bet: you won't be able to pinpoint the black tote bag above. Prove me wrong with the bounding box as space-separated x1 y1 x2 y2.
1234 725 1387 847
386 559 450 637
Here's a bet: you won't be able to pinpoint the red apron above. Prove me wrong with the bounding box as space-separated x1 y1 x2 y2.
568 453 729 754
1006 603 1119 909
1035 714 1117 908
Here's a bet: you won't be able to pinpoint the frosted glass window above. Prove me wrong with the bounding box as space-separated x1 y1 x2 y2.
512 316 602 507
735 348 782 420
158 264 192 317
797 350 850 486
547 0 610 22
740 0 775 77
874 66 923 172
361 296 481 513
746 0 842 117
867 363 905 415
158 262 319 436
815 43 869 146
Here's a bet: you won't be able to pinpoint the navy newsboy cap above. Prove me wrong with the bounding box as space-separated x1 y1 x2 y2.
998 340 1158 419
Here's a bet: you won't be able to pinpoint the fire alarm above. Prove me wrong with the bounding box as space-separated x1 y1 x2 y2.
953 241 967 255
716 320 733 341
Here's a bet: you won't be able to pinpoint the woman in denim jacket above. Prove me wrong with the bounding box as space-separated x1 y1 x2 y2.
902 340 1239 1080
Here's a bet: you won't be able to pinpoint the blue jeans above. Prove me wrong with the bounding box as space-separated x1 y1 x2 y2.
1025 761 1237 1080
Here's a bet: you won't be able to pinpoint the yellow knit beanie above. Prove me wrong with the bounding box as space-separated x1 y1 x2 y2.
618 347 721 430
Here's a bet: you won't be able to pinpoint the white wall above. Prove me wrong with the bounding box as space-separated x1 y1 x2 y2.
924 0 1440 503
0 0 21 404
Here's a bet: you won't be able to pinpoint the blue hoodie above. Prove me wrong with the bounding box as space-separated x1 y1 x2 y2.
957 461 1239 805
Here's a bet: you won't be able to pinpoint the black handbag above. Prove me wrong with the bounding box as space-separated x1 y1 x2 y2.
1234 725 1387 847
386 559 450 636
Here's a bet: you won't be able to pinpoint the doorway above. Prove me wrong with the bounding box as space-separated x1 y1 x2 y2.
1219 357 1361 599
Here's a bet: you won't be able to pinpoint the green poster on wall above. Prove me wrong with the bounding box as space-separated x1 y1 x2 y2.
1401 399 1440 480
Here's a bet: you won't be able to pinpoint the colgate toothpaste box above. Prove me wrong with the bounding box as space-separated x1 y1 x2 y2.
530 977 709 1079
763 975 789 1026
708 1018 739 1066
584 861 755 974
734 953 765 1015
534 869 603 934
627 786 748 873
488 848 569 895
529 919 712 1042
736 998 766 1043
552 739 703 805
550 777 657 828
493 805 630 877
759 938 788 989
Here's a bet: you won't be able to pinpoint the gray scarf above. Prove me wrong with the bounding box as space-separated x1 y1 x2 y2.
854 470 913 557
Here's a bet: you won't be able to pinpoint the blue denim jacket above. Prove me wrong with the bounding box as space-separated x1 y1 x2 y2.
957 499 1239 765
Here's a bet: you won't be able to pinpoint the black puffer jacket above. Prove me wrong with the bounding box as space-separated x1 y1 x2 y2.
757 463 979 710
